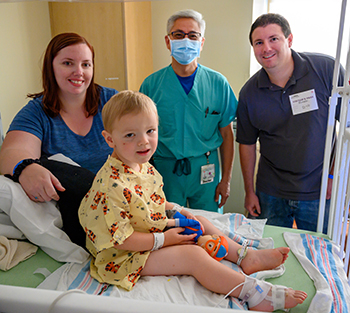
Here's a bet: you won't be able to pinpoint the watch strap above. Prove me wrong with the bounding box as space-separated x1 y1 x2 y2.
5 158 41 183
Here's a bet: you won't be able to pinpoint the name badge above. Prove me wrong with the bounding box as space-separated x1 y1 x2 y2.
289 89 319 115
201 164 215 184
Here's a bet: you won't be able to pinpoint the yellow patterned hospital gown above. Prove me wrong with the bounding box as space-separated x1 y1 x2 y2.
79 156 168 291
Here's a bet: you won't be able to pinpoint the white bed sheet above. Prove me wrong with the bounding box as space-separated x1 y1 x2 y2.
0 175 89 263
0 173 285 311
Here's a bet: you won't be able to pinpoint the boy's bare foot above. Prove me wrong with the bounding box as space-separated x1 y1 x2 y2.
240 247 290 275
250 288 308 312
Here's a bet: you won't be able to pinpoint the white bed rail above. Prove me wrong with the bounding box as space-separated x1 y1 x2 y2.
332 127 350 281
0 285 250 313
318 0 350 283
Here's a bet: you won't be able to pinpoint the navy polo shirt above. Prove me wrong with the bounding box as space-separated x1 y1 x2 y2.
236 50 343 200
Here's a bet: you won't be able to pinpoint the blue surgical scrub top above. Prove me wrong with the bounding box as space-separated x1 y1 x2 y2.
140 64 237 160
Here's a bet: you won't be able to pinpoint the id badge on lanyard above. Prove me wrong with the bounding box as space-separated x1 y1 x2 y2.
201 151 215 184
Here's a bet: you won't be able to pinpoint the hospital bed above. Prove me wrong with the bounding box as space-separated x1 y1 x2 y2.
1 1 350 312
1 193 346 313
0 198 348 313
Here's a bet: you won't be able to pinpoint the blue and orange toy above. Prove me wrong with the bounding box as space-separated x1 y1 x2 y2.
174 212 228 261
174 211 203 240
197 234 228 261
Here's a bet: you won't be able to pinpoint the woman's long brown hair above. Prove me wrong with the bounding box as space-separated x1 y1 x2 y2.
28 32 101 117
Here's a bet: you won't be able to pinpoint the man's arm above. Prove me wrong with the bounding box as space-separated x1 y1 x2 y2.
239 143 261 216
215 123 234 208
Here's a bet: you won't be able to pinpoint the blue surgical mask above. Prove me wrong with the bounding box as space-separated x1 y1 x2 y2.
169 38 201 65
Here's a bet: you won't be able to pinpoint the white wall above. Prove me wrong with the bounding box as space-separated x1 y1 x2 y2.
0 1 51 133
0 0 253 214
151 0 253 96
269 0 348 64
0 0 253 132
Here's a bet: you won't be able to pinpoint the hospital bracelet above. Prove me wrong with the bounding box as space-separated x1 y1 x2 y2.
151 233 165 251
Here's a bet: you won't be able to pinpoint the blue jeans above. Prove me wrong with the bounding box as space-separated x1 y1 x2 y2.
250 190 330 234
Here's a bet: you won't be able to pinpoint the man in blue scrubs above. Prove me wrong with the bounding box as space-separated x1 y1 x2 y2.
140 9 238 212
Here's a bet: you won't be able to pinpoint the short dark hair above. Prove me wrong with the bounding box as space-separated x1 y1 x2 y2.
249 13 292 45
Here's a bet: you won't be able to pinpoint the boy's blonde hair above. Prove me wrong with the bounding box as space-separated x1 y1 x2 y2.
102 90 158 132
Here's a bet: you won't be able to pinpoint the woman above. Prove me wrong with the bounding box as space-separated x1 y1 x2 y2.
0 33 118 247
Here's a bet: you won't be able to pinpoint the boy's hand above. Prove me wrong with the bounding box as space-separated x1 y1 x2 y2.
176 209 205 233
180 210 197 221
163 228 196 246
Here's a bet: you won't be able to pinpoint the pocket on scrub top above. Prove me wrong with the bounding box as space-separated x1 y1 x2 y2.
201 113 221 140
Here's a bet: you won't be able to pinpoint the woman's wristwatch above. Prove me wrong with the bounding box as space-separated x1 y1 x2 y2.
5 158 41 183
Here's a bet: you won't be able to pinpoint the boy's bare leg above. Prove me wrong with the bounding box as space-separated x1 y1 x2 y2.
142 245 306 312
141 244 245 296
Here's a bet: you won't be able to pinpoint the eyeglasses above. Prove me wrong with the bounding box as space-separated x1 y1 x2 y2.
169 30 202 41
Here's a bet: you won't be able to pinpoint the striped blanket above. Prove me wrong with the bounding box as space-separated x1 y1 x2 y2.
284 232 350 313
39 210 285 310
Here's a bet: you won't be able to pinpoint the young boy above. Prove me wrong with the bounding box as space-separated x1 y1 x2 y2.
79 91 307 311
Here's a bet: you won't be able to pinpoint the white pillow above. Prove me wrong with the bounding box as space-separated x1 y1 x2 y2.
0 175 89 263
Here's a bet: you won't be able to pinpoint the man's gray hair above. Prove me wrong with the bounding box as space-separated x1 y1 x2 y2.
167 9 206 36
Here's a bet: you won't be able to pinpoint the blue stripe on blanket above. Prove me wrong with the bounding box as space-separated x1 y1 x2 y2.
68 260 112 296
301 234 348 313
228 296 248 309
228 214 260 249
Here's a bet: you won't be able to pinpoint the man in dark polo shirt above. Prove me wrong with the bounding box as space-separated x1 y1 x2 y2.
236 13 344 233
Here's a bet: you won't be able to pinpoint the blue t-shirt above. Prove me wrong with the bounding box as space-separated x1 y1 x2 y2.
8 86 118 174
176 67 197 95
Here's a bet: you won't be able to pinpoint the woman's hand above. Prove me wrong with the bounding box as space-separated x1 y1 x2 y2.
0 131 65 202
163 227 196 247
19 163 65 202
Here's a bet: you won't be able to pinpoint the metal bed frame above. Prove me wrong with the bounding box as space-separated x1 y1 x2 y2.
318 0 350 284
